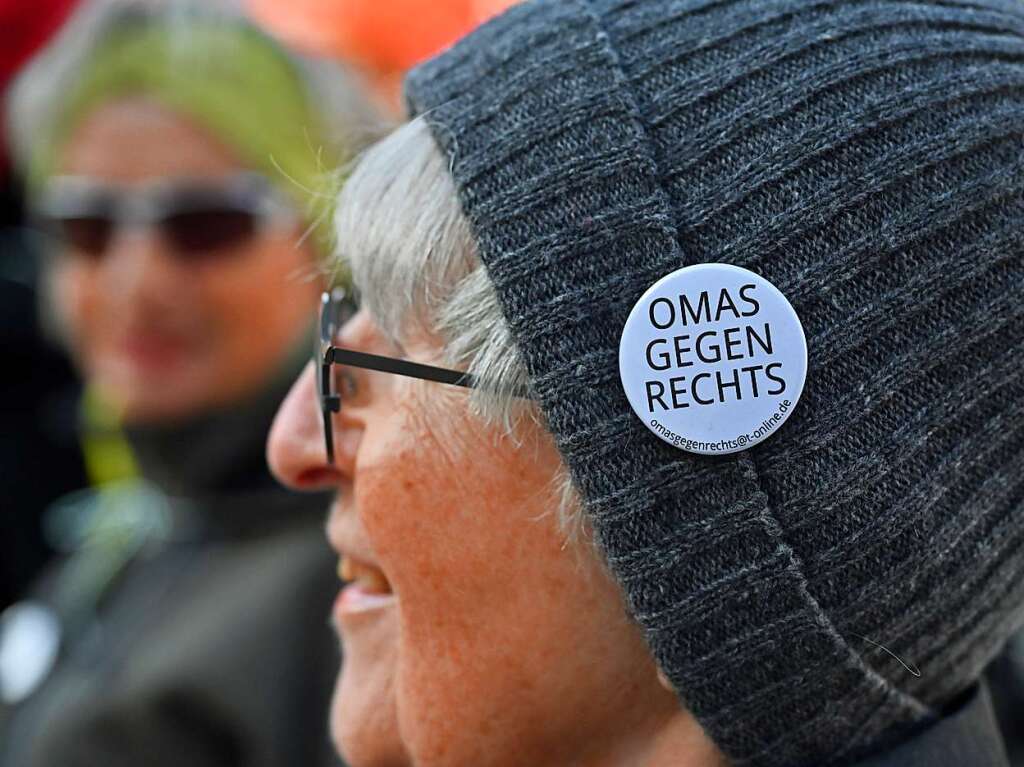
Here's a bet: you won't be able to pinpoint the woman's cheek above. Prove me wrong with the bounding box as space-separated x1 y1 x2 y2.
51 260 99 361
201 234 318 365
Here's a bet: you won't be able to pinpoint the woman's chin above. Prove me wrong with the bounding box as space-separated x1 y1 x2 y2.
90 359 231 424
331 623 407 767
332 672 408 767
99 386 207 425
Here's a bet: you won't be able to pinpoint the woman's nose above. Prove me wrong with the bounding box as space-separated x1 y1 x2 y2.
267 362 348 491
103 228 182 306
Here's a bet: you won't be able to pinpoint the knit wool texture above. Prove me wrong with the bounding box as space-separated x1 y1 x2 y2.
404 1 1024 765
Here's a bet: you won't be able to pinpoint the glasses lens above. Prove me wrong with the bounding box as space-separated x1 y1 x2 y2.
162 208 258 256
55 216 114 259
318 291 342 463
321 288 359 343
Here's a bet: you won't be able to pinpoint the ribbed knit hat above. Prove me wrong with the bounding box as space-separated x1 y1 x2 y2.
404 1 1024 765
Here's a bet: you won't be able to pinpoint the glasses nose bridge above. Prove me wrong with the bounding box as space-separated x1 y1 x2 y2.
99 186 165 236
121 187 159 221
94 190 173 262
103 223 184 295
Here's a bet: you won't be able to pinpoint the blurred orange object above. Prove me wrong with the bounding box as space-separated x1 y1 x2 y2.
248 0 519 73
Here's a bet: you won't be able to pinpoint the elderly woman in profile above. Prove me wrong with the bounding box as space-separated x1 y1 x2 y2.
268 1 1024 766
0 2 378 766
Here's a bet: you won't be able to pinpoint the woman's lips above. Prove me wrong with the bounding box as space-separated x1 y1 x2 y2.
334 556 396 621
335 583 397 615
114 331 192 374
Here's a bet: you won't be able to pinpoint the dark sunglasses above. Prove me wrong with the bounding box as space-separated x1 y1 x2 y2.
34 172 294 261
316 288 530 464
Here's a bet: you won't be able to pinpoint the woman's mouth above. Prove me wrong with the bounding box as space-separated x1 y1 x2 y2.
113 330 193 375
334 556 396 620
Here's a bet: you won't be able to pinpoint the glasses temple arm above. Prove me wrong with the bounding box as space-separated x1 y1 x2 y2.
328 347 475 386
327 347 530 399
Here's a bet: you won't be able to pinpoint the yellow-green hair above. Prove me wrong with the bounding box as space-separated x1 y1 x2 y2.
23 7 360 255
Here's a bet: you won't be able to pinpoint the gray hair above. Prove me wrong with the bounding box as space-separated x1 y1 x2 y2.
334 117 583 537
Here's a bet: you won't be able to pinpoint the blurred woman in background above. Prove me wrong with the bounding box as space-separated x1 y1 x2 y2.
0 2 378 765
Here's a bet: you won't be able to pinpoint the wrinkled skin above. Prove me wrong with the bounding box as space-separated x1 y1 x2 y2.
267 309 728 767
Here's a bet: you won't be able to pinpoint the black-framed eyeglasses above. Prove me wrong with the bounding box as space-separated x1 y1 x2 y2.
316 289 530 464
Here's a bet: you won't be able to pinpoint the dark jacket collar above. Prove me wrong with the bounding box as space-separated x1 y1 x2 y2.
852 681 1009 767
122 347 301 500
118 338 326 539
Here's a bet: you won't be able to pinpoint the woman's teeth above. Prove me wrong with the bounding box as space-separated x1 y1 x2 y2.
338 557 392 594
333 556 397 620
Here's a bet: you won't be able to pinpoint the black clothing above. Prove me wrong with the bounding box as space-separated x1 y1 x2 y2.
0 178 87 607
0 353 342 767
854 681 1008 767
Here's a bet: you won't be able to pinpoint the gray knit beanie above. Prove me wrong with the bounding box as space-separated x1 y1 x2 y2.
403 1 1024 765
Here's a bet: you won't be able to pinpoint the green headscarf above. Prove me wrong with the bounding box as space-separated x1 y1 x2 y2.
28 10 342 251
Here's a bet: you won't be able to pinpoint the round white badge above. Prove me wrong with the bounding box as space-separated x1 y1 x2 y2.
618 263 807 455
